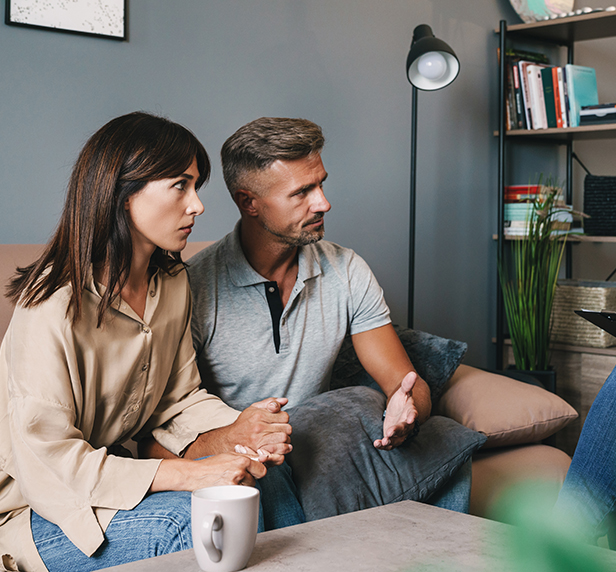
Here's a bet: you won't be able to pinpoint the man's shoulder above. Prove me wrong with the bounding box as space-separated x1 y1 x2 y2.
307 240 372 276
186 233 231 281
308 239 356 262
187 234 229 265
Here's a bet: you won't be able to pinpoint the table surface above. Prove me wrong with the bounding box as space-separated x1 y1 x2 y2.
104 500 616 572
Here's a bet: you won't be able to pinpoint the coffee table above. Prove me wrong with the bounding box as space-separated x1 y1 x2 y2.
104 500 616 571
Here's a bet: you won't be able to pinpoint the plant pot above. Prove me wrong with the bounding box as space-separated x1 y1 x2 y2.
505 365 556 394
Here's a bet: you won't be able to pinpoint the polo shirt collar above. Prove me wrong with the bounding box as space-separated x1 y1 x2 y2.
226 220 322 288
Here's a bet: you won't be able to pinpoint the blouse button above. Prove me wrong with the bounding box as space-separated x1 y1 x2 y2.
149 290 156 297
142 364 149 372
268 286 275 293
142 326 151 334
131 403 140 413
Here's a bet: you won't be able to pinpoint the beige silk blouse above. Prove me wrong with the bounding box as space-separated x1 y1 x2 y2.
0 266 240 572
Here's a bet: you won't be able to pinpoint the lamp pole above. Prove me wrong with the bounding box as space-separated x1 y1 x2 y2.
408 85 418 329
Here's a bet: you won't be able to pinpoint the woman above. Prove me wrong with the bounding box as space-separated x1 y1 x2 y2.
0 112 300 572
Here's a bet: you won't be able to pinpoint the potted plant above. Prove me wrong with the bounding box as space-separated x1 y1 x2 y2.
498 181 582 391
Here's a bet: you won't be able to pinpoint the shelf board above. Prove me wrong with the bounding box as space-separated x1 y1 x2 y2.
493 123 616 140
495 11 616 44
492 234 616 242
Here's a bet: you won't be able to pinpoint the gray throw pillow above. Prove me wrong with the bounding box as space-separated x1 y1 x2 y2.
330 326 467 401
286 386 487 521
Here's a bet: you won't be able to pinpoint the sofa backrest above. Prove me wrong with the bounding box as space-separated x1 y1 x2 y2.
0 241 212 342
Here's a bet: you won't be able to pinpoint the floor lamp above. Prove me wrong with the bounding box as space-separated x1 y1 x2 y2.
405 24 460 328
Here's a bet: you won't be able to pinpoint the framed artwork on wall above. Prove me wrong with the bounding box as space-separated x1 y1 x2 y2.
5 0 127 41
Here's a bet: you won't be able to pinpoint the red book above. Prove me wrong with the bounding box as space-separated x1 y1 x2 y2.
552 67 563 128
505 185 541 194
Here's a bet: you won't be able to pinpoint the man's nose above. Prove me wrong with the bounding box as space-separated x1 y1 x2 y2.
312 187 331 213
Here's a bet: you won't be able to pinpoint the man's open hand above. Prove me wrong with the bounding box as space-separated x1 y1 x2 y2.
373 371 419 451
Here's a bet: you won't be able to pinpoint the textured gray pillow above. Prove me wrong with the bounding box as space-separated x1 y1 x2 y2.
286 386 487 521
330 326 467 401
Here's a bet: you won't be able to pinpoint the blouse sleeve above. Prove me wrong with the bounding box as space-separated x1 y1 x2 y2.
4 296 162 557
137 271 241 456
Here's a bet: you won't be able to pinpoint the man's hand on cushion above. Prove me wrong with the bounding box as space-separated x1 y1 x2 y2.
374 371 419 451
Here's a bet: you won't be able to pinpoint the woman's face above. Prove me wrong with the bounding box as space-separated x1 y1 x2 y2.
125 157 204 256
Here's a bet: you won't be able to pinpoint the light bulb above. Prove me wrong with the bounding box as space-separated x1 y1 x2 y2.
416 52 447 81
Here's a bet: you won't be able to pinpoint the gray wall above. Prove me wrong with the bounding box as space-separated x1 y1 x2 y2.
4 0 612 370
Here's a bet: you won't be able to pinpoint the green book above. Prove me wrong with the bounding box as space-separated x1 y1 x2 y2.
541 67 557 128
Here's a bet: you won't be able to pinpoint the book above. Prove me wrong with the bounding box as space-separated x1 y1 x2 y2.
527 64 549 129
561 66 571 127
512 64 526 129
505 63 517 130
541 67 557 128
565 65 599 127
552 67 564 128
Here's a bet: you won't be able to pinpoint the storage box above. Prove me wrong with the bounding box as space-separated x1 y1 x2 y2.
551 279 616 348
583 174 616 236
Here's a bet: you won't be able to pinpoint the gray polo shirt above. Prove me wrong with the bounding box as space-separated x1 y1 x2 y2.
188 221 391 409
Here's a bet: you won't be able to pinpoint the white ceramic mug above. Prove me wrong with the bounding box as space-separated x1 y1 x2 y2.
191 485 260 572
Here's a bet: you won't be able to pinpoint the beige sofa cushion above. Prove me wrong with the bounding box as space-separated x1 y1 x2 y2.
470 444 571 520
435 365 578 448
0 244 46 341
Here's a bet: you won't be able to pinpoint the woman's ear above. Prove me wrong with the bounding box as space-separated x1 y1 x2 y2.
235 189 259 217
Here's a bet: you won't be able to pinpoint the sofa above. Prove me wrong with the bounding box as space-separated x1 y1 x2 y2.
0 242 576 523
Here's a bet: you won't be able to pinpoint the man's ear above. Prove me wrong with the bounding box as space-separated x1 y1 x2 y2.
234 189 259 217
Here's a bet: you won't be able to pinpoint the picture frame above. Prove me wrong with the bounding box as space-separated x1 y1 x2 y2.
5 0 127 41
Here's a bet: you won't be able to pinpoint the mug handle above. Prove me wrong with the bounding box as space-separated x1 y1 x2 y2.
201 513 223 563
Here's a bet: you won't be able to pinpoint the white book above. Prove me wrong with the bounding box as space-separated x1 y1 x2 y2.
527 64 548 129
517 61 534 129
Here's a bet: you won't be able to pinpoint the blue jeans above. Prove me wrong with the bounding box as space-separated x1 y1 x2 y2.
427 459 472 514
553 365 616 547
32 463 304 571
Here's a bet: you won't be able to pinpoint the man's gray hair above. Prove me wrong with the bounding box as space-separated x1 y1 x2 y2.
221 117 325 197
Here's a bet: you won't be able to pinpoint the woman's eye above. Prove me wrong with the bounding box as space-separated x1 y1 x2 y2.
173 180 187 191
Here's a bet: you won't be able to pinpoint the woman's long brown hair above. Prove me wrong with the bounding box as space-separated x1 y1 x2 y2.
6 112 210 326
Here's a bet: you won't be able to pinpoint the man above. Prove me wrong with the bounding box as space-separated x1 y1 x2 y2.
185 117 483 519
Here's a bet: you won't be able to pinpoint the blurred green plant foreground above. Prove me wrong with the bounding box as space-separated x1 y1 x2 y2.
491 481 611 572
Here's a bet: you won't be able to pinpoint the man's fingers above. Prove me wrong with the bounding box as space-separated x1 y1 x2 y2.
257 442 293 456
251 397 289 412
400 371 417 393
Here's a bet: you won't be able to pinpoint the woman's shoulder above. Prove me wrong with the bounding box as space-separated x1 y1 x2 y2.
10 282 75 340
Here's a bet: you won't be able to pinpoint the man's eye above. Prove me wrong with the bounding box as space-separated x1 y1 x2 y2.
174 180 186 191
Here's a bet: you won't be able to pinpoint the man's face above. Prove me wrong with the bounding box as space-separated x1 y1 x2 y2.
250 154 331 247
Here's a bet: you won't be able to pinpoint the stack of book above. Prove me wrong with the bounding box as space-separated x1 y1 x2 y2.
504 184 540 236
504 48 600 131
504 184 573 237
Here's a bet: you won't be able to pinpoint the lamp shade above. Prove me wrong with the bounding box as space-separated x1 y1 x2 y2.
406 24 459 91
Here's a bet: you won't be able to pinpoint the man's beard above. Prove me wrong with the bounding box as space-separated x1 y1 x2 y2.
264 217 325 247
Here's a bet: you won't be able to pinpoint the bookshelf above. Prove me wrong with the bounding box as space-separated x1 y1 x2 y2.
495 13 616 369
